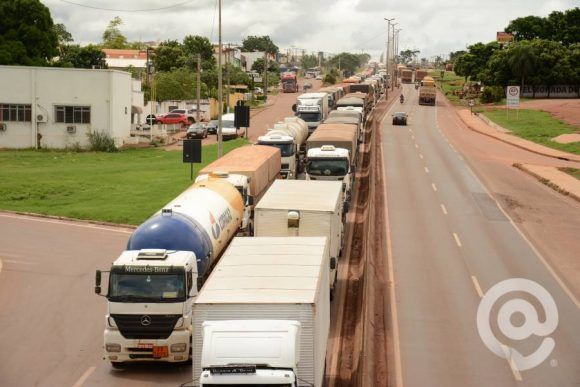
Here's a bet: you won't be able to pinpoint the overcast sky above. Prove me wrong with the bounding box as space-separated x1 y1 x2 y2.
44 0 577 60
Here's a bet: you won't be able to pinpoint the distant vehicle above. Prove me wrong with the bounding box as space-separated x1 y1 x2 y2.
206 120 218 134
315 74 323 80
186 123 208 139
392 112 408 125
155 113 189 126
219 113 239 140
303 82 313 91
161 108 198 123
254 87 264 94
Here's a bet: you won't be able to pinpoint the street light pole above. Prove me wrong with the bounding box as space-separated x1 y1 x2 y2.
217 0 223 158
391 22 398 91
384 17 394 89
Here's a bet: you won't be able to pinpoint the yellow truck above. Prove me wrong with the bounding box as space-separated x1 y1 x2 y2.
418 76 436 106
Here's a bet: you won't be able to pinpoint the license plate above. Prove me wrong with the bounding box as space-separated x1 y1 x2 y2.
153 346 168 358
138 343 153 349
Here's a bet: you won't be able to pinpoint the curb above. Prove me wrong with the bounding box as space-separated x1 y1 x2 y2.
513 163 580 203
0 209 137 230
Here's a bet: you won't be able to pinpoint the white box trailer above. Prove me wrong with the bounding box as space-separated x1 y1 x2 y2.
254 180 344 297
192 237 330 387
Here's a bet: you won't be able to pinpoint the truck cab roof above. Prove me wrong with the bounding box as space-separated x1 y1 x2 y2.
258 134 294 144
113 249 196 269
307 146 350 158
298 92 328 99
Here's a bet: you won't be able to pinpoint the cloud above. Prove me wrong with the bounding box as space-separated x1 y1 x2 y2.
43 0 578 60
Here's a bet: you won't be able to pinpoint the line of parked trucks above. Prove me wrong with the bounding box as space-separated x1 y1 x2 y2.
95 67 387 386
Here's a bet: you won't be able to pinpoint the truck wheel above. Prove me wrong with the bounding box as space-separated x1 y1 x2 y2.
110 362 125 369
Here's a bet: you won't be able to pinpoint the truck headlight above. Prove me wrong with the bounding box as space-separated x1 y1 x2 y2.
171 343 187 353
107 316 117 328
105 343 121 353
174 317 184 329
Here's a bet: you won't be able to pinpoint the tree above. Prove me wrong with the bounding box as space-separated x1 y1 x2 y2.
505 15 547 41
154 68 208 101
449 50 466 63
453 53 477 81
57 44 107 69
241 35 279 55
102 16 128 49
53 23 73 45
399 49 419 65
301 54 318 69
508 42 538 88
152 40 186 72
251 58 279 73
327 52 367 76
0 0 58 65
505 7 580 46
183 35 215 70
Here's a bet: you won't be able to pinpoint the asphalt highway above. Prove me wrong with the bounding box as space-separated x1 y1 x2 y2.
382 84 580 386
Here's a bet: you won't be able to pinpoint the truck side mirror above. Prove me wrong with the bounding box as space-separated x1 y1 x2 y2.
95 270 102 295
291 103 297 112
330 257 337 270
351 164 356 174
343 201 350 214
246 196 254 206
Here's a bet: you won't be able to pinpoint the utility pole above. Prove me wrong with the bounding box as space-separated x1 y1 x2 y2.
263 51 268 104
226 43 231 113
391 23 398 91
217 0 223 157
196 53 201 124
384 18 394 90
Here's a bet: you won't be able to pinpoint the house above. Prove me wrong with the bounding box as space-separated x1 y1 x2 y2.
102 49 148 69
212 44 242 68
0 66 133 149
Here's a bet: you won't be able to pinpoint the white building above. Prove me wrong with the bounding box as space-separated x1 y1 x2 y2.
0 66 132 149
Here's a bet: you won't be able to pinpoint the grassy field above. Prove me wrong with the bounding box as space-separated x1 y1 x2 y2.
0 139 248 225
482 109 579 155
428 70 466 105
560 168 580 180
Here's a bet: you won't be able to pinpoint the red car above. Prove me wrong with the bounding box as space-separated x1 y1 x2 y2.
155 113 189 126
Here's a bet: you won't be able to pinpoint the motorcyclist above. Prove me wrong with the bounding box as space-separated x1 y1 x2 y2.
400 94 405 103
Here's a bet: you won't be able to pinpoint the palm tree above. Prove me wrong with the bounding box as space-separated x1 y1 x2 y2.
508 43 538 90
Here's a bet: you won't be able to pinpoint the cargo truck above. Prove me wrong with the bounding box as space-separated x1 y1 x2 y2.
419 76 437 106
318 86 344 109
192 236 330 387
281 72 299 93
305 123 358 201
293 92 329 133
257 117 309 179
95 178 244 366
196 145 281 234
415 69 428 82
324 114 363 144
349 83 375 106
401 69 413 83
255 180 345 297
336 95 368 120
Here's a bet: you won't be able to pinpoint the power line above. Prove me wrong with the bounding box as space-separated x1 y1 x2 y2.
57 0 197 12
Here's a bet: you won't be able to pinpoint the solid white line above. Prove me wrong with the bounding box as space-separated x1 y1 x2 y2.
424 167 429 173
419 153 424 159
453 232 462 247
440 204 448 215
380 141 404 387
0 259 3 276
431 183 438 192
471 275 484 298
71 366 96 387
501 344 524 381
1 259 36 265
0 213 133 234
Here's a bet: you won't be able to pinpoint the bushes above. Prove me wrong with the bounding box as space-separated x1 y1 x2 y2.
323 73 336 85
87 130 117 152
480 86 504 103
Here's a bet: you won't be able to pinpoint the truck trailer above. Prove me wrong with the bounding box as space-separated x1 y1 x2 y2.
196 145 281 234
192 236 330 387
294 92 330 133
254 180 345 296
419 76 437 106
96 178 244 366
401 69 413 83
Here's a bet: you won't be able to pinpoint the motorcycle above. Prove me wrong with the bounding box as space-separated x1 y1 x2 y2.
400 95 405 104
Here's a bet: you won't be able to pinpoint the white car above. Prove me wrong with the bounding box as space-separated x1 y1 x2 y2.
219 113 239 140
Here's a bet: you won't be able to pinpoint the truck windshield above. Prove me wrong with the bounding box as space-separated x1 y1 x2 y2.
299 112 321 122
307 158 349 177
222 120 235 128
108 272 186 303
259 142 294 157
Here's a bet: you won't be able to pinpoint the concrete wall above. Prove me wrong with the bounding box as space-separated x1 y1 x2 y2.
0 66 132 149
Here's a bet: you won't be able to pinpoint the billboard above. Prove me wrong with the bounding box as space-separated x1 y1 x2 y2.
497 32 514 43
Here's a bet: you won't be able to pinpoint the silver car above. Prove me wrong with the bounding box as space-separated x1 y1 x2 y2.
186 123 208 139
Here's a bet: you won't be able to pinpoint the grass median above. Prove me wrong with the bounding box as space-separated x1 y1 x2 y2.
0 139 248 225
481 109 580 155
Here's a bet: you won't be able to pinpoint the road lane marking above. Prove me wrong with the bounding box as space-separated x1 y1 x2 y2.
1 259 36 265
424 167 429 173
471 275 484 298
0 259 2 276
500 344 523 381
71 366 96 387
440 204 448 215
458 155 463 160
419 153 423 159
453 232 462 247
0 213 133 234
414 143 419 148
431 183 438 192
380 141 404 387
411 135 415 140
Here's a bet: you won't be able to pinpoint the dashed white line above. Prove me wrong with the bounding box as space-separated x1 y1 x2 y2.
419 153 424 159
440 204 448 215
453 232 462 247
471 275 484 298
424 167 429 173
458 155 464 161
414 143 419 149
501 344 524 381
431 183 438 192
71 366 96 387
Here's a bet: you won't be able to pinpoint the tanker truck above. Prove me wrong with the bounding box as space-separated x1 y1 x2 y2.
95 178 244 367
196 145 281 235
257 117 309 179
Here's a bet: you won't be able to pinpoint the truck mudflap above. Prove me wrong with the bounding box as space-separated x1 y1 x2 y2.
104 328 190 364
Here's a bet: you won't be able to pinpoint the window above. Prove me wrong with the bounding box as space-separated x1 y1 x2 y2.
0 104 31 122
55 106 91 124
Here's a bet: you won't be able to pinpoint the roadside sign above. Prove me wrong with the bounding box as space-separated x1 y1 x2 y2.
468 99 475 107
506 86 520 107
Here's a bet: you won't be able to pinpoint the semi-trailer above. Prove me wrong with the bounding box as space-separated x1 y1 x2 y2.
324 114 363 144
95 178 244 366
254 180 345 297
293 92 330 133
305 123 358 200
257 117 309 179
196 145 281 234
192 236 330 387
318 86 345 109
281 72 299 93
336 95 369 120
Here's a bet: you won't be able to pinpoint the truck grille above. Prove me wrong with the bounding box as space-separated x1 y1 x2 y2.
281 163 289 169
111 314 181 340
